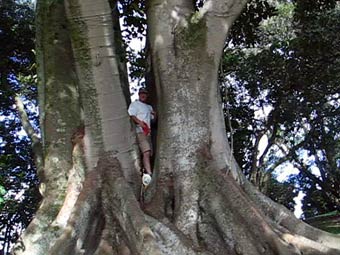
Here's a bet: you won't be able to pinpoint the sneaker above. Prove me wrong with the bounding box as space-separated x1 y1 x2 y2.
142 173 152 186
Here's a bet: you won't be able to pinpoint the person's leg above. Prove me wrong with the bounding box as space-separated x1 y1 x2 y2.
142 150 152 175
137 133 153 175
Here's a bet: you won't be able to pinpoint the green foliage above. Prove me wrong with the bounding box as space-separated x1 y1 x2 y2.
118 0 147 83
266 174 298 211
228 0 276 46
305 210 340 234
0 185 6 208
222 0 340 216
0 1 40 253
293 0 337 22
119 0 146 41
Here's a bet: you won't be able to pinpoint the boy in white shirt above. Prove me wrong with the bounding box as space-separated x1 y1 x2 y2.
128 88 156 184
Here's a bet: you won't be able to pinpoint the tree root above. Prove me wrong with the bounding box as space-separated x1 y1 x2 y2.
145 215 212 255
198 168 340 255
48 170 103 255
242 177 340 250
99 154 161 255
13 153 340 255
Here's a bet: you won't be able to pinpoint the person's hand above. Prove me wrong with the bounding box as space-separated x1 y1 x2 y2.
139 120 146 128
140 121 150 135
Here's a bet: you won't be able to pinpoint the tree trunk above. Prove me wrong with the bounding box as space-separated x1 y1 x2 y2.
13 0 340 255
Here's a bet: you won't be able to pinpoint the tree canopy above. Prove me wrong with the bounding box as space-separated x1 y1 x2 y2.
221 0 340 217
0 1 39 253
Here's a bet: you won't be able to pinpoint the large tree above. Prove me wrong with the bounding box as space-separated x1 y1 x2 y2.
12 0 340 254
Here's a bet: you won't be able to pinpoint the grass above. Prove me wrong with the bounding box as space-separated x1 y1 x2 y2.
305 211 340 234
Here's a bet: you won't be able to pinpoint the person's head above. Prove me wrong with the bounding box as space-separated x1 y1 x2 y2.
138 88 149 102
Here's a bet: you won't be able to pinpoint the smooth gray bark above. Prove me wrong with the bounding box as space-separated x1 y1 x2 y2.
65 0 140 192
13 1 83 254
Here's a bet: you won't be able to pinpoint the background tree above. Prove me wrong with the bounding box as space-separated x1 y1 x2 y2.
291 0 340 218
0 1 40 253
221 0 340 216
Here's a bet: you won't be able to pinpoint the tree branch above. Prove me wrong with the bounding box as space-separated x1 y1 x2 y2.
202 0 247 18
201 0 248 56
14 94 43 175
293 157 340 206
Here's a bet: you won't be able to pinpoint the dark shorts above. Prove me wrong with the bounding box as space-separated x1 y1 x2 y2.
137 133 152 155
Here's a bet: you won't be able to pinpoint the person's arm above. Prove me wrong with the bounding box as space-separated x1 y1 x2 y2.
151 110 157 120
128 102 144 127
130 115 147 128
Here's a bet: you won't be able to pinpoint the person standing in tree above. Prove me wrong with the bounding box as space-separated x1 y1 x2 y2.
128 88 156 184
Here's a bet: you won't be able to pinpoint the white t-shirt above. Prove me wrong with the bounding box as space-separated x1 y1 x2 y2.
128 100 154 133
